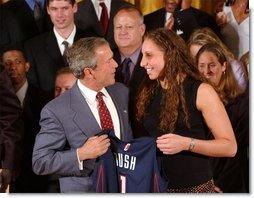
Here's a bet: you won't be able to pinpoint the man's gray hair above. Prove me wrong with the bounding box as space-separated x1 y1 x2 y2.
66 37 108 79
114 5 144 24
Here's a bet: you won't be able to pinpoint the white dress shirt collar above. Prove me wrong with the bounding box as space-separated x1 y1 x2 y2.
77 80 109 105
120 46 141 66
16 80 28 107
53 25 76 55
120 46 141 75
77 80 121 139
165 12 172 21
91 0 111 19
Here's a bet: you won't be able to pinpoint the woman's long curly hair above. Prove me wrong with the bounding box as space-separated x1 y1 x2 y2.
136 28 204 134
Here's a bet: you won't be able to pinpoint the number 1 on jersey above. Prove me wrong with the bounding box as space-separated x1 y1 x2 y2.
120 175 126 193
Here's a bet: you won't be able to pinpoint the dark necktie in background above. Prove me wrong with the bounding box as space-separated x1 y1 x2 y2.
62 41 69 66
96 92 114 131
121 58 132 85
99 1 109 35
34 0 44 32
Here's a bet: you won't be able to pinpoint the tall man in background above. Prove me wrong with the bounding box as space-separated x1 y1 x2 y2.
25 0 95 92
75 0 131 48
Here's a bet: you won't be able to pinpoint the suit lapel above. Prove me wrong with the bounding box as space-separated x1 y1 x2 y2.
113 49 123 82
45 31 64 68
106 86 126 139
108 0 119 29
129 52 144 83
70 84 101 137
74 27 83 41
161 9 167 27
87 0 103 35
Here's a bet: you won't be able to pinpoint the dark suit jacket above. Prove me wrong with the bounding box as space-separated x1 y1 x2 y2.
24 27 95 92
11 84 53 192
0 0 52 50
32 82 133 192
113 49 147 138
174 7 221 41
144 7 221 41
144 8 166 32
0 69 23 170
75 0 131 48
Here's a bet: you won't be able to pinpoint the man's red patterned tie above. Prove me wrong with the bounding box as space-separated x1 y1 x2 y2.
96 92 114 131
99 1 109 35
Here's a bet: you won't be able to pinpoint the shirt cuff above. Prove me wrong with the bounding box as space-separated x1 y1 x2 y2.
76 148 83 170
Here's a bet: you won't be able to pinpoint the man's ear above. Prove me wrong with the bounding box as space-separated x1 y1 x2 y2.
140 23 146 36
83 67 94 79
25 62 30 72
73 3 78 13
47 6 50 15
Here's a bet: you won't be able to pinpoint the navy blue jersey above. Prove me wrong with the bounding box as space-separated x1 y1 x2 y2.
92 131 168 193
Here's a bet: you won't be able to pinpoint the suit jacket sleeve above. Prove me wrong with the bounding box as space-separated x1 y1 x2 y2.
24 40 40 89
0 69 23 170
32 106 92 177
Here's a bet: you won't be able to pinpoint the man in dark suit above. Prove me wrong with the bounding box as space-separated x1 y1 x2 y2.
32 37 133 192
75 0 132 48
0 68 23 193
113 6 147 138
144 0 179 32
25 0 96 92
0 0 52 49
1 46 54 192
145 0 221 41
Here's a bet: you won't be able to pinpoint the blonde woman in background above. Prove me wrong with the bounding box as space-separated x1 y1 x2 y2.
196 43 249 192
188 27 247 90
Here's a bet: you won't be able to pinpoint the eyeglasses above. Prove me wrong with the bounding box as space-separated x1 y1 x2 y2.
114 24 143 31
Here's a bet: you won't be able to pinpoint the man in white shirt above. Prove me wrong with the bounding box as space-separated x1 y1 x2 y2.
32 37 133 192
2 48 30 107
145 0 220 41
25 0 96 92
144 0 181 32
75 0 131 48
1 46 53 192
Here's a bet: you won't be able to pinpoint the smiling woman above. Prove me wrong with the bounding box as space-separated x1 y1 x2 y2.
136 28 237 193
197 47 227 87
196 43 249 193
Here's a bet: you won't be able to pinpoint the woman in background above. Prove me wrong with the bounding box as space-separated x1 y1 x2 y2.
196 43 249 192
188 27 247 90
